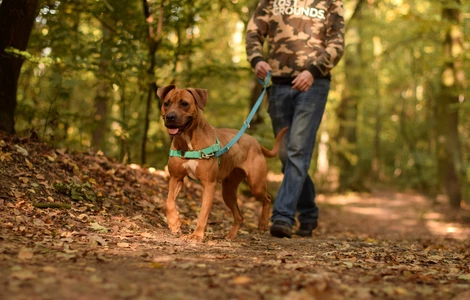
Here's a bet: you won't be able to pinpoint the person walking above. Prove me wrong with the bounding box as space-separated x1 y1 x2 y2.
245 0 345 238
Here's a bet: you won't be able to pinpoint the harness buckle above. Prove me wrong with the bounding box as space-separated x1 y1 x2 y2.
201 152 214 159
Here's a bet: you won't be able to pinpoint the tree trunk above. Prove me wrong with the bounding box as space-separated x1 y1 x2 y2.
119 83 131 164
141 1 162 165
371 37 382 181
0 0 39 134
436 1 464 208
92 23 112 150
335 0 367 192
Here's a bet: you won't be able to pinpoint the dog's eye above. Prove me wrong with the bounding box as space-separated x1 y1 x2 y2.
163 101 170 107
180 100 189 108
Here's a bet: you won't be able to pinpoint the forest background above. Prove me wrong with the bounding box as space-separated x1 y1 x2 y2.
0 0 469 209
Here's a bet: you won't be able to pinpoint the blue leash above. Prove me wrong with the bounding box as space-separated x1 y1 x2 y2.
214 71 271 157
168 71 271 164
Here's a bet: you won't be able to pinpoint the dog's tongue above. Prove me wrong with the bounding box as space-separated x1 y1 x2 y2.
168 128 179 135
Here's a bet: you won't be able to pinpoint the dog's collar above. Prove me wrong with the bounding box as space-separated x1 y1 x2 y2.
169 138 221 161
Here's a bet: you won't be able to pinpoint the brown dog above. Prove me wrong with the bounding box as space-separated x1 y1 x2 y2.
157 85 287 242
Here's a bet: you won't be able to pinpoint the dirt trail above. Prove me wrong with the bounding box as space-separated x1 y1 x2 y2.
1 135 470 300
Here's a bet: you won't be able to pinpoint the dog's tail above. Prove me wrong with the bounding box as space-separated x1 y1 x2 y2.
261 127 288 158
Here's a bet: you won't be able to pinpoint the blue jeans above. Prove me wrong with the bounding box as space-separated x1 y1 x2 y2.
268 79 330 226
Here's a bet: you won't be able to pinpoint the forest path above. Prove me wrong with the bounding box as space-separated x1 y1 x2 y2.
1 135 469 299
1 188 469 300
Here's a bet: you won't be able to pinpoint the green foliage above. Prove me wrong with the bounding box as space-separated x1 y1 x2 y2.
16 0 259 169
13 0 470 202
53 180 97 202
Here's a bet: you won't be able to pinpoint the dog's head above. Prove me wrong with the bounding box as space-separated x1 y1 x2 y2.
157 85 208 136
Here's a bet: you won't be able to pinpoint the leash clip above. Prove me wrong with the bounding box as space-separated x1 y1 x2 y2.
201 152 215 159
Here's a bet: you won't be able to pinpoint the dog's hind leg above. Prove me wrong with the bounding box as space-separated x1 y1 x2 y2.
256 191 271 231
245 159 271 231
222 170 245 240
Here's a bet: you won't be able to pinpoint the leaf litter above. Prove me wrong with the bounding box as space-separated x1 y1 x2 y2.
1 133 470 300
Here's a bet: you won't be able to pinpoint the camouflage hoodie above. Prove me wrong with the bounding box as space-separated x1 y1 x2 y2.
246 0 345 81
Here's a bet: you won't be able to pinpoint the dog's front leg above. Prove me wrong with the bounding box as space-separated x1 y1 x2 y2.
184 181 217 242
166 177 183 235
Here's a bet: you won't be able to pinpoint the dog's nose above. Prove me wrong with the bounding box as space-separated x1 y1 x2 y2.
165 112 176 123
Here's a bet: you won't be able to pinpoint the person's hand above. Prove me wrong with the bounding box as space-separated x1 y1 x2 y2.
292 70 314 92
254 61 272 80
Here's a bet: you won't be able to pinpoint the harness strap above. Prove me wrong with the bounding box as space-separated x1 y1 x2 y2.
169 138 221 159
169 138 221 183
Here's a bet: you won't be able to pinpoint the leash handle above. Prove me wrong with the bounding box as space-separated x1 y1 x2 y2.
215 71 271 157
258 71 271 88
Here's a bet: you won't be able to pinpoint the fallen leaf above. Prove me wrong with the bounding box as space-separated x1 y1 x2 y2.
17 247 34 260
15 145 29 156
85 267 96 272
149 262 163 269
55 252 77 261
25 158 33 170
89 222 109 233
394 287 409 295
458 274 470 280
117 242 130 248
33 218 46 226
12 189 25 199
232 276 252 285
77 214 89 221
0 152 13 162
140 232 153 238
10 270 37 280
42 266 58 273
95 253 110 262
89 235 108 247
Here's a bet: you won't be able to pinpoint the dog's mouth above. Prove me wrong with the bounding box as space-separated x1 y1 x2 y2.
165 117 193 136
166 126 181 136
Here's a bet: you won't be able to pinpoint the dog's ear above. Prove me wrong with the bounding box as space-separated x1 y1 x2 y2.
157 85 176 100
187 88 208 111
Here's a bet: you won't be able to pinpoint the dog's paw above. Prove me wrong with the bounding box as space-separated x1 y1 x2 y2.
170 228 181 236
225 232 237 240
258 221 269 231
170 229 182 236
168 224 182 235
182 233 204 243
